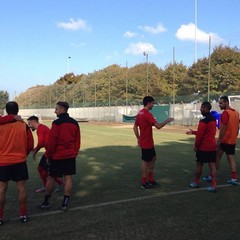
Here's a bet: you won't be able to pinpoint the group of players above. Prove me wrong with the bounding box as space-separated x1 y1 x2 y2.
0 101 80 225
0 95 238 225
133 95 239 193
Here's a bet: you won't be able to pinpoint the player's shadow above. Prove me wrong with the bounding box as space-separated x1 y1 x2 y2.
6 136 235 218
71 137 198 205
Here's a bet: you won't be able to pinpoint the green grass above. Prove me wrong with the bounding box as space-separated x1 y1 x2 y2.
1 122 240 240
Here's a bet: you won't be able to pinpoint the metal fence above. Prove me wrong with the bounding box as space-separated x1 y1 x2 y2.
16 101 237 126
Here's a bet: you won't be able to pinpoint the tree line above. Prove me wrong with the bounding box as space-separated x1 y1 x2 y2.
12 45 240 108
0 91 9 112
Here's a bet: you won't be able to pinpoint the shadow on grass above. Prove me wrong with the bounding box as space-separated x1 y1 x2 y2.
5 136 239 218
70 137 234 205
2 137 240 240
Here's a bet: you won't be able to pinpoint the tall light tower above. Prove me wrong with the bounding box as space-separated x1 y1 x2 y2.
172 47 176 121
67 56 71 74
125 60 128 106
108 74 111 106
208 36 211 101
64 56 71 101
143 52 149 95
194 0 198 63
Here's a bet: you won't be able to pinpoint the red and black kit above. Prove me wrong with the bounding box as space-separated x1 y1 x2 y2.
193 112 217 151
46 113 80 160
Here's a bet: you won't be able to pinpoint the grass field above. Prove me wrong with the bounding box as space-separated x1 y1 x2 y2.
1 122 240 240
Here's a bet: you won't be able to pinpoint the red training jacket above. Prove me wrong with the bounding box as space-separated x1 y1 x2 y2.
0 121 34 165
36 124 50 151
193 112 217 151
46 113 80 160
0 115 15 124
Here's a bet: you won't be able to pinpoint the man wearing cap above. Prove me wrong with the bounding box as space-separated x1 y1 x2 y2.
39 101 81 211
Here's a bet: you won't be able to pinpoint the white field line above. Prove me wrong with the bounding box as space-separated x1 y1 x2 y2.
10 183 233 221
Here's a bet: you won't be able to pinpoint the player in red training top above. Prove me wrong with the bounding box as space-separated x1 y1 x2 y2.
0 114 22 124
186 102 217 192
27 116 64 193
0 102 34 225
39 102 80 211
133 96 174 189
203 96 239 185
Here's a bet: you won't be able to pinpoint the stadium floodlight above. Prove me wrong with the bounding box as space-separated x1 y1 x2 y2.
194 0 198 63
143 52 149 95
68 56 71 74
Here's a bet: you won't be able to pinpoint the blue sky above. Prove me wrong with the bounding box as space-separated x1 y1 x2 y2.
1 0 240 98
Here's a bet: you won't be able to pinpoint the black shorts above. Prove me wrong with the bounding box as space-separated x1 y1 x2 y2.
39 154 50 171
220 143 236 155
141 148 156 162
0 162 29 182
49 158 76 178
196 150 216 165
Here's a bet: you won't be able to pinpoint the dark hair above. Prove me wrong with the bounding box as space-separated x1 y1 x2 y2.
143 96 155 106
56 101 69 111
201 101 212 111
27 115 39 122
219 96 229 103
6 101 19 115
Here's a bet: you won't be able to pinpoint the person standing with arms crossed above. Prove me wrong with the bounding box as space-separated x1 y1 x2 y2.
186 102 217 192
203 96 239 185
133 96 174 189
39 102 80 210
27 116 64 193
0 102 33 224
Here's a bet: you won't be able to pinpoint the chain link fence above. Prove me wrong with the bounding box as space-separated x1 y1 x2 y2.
15 100 240 126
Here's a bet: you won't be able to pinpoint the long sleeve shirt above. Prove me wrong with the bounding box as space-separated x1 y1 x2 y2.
46 113 80 160
0 121 34 165
193 113 217 151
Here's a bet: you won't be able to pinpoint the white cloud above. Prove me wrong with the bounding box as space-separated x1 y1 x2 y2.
70 42 87 48
176 22 224 44
106 51 120 60
57 18 91 31
139 22 167 34
123 31 138 38
125 42 158 55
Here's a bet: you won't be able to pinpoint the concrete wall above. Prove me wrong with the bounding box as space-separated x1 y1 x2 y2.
17 101 240 126
18 106 142 123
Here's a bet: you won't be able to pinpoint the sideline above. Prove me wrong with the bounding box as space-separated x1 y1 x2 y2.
16 183 234 220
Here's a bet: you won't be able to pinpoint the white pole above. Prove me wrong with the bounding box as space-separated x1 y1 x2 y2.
68 56 71 74
208 36 211 101
95 80 97 107
173 47 176 105
194 0 198 63
125 60 128 106
143 52 149 95
172 47 176 120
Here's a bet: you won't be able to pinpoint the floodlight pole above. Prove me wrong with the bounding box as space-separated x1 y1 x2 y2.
64 56 71 102
108 75 111 106
194 0 198 63
172 47 176 121
208 36 211 101
172 47 176 105
68 56 71 74
94 79 97 107
143 52 149 95
125 60 128 106
63 79 66 102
